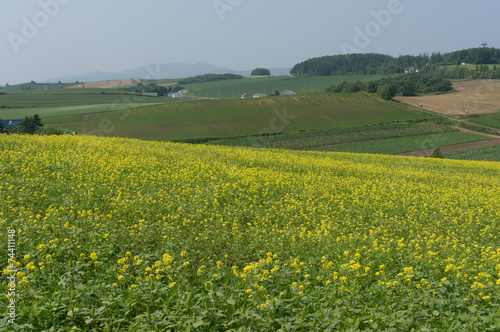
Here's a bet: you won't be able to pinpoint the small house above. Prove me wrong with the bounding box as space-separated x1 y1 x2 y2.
253 93 267 98
172 92 184 98
241 93 251 99
404 67 415 73
280 89 296 95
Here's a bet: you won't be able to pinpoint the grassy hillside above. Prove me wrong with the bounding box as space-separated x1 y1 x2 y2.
0 90 188 123
174 75 379 99
56 93 436 140
1 134 499 330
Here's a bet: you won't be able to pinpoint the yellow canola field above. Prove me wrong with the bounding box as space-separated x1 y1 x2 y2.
1 134 500 330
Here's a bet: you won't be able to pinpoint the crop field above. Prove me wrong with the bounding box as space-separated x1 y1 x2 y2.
473 113 500 129
0 90 189 124
56 93 435 141
1 135 500 330
176 75 379 99
445 144 500 161
396 80 500 116
206 123 457 150
316 132 492 155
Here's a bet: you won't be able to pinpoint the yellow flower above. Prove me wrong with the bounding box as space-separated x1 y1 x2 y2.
183 261 190 267
90 252 98 261
118 275 124 280
168 282 176 288
163 254 173 264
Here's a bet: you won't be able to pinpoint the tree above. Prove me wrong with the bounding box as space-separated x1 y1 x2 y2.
251 68 271 76
378 83 395 100
0 119 5 133
366 81 377 94
429 148 444 158
20 114 43 134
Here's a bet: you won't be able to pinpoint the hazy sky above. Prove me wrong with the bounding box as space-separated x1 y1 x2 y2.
1 0 499 84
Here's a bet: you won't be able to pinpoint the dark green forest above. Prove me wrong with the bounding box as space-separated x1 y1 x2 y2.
291 48 500 76
178 73 243 85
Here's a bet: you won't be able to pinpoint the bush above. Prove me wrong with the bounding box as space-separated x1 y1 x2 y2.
429 148 444 158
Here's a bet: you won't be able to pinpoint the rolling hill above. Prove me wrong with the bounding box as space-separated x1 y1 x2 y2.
55 93 436 141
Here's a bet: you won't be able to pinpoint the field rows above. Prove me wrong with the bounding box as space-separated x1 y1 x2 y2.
57 93 435 141
1 135 500 330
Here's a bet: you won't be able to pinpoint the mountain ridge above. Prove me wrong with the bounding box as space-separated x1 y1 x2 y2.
47 62 292 83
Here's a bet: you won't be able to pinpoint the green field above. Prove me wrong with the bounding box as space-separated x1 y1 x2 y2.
445 64 498 70
316 132 492 154
2 82 77 91
177 75 380 99
204 123 457 150
55 93 436 140
445 144 500 161
473 113 500 129
0 90 194 123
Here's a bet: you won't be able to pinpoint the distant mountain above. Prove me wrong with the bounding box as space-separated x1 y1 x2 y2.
48 62 292 83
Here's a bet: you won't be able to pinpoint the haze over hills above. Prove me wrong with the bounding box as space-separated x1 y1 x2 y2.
47 62 292 83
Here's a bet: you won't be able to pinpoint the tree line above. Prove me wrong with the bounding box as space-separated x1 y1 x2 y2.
325 68 453 100
291 48 500 76
178 73 243 85
119 83 184 96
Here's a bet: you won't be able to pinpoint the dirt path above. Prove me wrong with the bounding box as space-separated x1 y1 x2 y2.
398 139 500 157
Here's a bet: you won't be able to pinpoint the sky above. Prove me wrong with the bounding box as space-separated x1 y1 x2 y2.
1 0 499 85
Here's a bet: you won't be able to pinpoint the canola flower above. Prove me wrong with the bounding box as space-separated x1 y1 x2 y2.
0 134 499 330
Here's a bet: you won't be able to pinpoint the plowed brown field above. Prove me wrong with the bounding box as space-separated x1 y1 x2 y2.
396 80 500 116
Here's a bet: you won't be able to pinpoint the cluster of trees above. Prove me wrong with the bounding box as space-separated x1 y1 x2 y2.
431 48 500 65
326 68 453 100
120 83 184 96
290 53 429 76
251 68 271 76
178 73 242 85
291 48 500 76
1 114 51 134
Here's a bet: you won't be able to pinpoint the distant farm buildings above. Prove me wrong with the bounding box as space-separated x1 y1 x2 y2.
404 67 415 74
253 93 267 98
241 93 251 99
280 89 296 95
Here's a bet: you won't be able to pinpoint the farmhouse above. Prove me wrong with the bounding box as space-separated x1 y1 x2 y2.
253 93 267 98
280 89 296 95
404 67 415 73
241 93 251 99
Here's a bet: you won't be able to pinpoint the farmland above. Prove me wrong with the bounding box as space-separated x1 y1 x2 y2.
445 145 500 161
55 93 436 141
1 134 500 330
396 80 500 116
0 89 190 124
473 113 500 129
171 75 379 99
315 132 492 155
